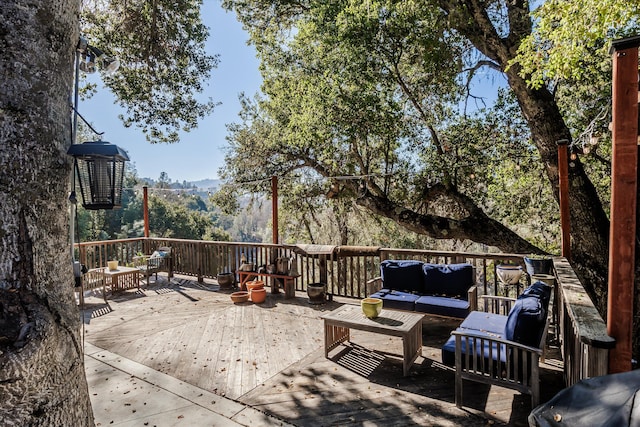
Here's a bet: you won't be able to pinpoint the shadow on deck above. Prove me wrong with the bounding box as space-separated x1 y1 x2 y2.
81 274 564 426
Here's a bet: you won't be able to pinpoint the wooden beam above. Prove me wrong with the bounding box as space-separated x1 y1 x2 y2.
271 176 278 244
557 140 571 260
607 38 640 373
143 185 149 238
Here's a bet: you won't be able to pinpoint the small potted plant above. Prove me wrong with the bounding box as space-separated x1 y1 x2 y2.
523 254 554 276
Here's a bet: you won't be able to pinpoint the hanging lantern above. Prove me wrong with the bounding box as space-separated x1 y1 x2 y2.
67 140 129 210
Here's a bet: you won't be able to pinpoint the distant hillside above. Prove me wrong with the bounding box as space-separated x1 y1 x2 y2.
190 179 221 190
140 177 221 191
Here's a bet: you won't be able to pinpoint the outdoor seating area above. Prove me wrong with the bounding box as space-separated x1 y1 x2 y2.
81 271 565 426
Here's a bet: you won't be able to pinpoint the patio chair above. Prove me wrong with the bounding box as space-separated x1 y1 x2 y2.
76 267 108 305
442 282 552 408
134 246 173 286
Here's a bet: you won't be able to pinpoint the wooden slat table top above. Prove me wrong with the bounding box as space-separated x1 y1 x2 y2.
322 304 423 336
101 266 140 277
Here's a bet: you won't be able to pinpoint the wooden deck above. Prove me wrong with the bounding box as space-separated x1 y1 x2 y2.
80 274 565 426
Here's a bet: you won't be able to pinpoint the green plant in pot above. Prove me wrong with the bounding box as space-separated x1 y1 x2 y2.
523 255 554 276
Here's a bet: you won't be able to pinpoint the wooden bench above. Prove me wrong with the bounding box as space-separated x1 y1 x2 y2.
76 268 107 305
238 271 300 299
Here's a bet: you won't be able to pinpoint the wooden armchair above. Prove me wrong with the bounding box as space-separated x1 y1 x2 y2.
451 323 545 408
442 289 551 409
76 268 107 305
134 247 173 286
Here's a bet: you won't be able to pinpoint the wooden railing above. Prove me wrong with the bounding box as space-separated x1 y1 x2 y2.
76 237 614 386
553 257 615 386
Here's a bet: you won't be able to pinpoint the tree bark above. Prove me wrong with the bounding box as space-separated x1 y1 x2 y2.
356 187 541 254
0 1 94 425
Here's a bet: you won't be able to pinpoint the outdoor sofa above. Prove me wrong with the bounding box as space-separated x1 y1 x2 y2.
441 281 552 408
366 260 477 319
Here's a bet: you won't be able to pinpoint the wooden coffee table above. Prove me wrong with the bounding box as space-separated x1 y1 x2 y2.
322 305 423 376
102 266 141 293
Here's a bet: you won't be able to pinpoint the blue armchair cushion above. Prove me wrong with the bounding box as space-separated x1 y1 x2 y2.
504 295 546 348
370 289 420 311
415 295 470 318
422 263 473 298
520 281 552 312
460 311 507 336
441 330 507 368
380 260 425 293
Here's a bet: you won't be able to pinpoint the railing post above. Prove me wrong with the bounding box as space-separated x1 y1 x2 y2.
607 36 640 373
197 241 203 283
557 140 571 260
143 185 149 238
272 176 278 244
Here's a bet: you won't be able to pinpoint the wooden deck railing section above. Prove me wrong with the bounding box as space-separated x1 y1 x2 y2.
553 257 615 386
76 237 614 386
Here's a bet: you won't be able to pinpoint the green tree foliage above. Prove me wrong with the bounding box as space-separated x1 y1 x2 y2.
80 0 218 143
219 0 543 253
514 0 640 89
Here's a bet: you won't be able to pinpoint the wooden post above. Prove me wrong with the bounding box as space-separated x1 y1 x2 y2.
271 176 278 244
607 36 640 374
557 140 571 260
143 185 149 238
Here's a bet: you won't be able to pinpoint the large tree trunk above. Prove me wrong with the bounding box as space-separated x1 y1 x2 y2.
436 0 611 314
0 1 94 425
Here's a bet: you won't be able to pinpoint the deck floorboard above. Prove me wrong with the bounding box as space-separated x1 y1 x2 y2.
82 275 564 426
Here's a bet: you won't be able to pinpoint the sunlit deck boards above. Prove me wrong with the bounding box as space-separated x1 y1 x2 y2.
82 275 564 426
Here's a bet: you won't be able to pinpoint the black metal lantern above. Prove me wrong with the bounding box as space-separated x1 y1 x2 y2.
67 140 129 210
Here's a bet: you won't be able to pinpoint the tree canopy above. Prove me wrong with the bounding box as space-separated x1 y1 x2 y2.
217 0 640 337
81 0 218 143
515 0 640 88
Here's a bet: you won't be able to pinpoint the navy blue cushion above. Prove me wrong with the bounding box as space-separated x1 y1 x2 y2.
380 260 425 293
460 311 507 336
415 295 470 319
442 330 507 367
370 289 419 311
520 281 552 312
504 296 546 347
422 263 473 298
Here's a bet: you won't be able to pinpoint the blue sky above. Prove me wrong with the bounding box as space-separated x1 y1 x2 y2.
79 2 261 183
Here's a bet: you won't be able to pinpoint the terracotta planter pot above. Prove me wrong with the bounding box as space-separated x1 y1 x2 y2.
246 280 264 292
250 287 266 304
230 291 249 303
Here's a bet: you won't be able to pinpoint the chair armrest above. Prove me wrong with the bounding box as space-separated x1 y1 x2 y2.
366 277 383 295
451 329 543 355
480 295 517 315
467 286 478 312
